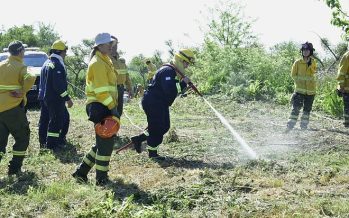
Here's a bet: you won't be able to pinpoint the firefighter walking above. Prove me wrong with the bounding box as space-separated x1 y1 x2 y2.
286 42 317 131
72 32 120 186
39 40 73 150
336 50 349 127
130 49 195 160
0 41 36 175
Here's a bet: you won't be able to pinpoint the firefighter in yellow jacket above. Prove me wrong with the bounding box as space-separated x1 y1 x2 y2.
336 50 349 127
146 59 157 84
0 41 36 175
110 42 132 117
286 42 317 131
72 33 119 185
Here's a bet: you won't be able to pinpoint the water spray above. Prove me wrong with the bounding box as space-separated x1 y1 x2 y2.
167 63 258 159
203 98 258 159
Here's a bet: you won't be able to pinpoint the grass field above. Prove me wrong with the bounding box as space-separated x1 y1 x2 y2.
1 95 349 217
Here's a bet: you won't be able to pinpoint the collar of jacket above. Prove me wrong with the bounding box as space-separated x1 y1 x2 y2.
50 53 66 69
96 51 113 68
300 57 313 63
9 55 24 63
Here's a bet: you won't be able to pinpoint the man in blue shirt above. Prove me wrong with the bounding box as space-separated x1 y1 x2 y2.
38 40 73 150
130 49 195 160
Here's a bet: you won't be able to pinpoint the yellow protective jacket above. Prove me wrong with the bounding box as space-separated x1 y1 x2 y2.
0 56 36 112
337 51 349 93
291 57 317 95
146 63 157 81
111 58 132 91
86 51 118 110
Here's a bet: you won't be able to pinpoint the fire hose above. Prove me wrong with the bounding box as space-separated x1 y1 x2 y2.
115 63 203 153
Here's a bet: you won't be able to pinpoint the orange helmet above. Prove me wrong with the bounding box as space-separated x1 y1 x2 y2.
95 116 120 138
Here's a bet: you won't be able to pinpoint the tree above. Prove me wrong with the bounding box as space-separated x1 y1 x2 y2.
0 23 60 50
204 0 257 48
165 40 175 58
65 39 94 97
323 0 349 39
0 25 37 49
152 50 163 67
35 22 60 51
128 54 147 87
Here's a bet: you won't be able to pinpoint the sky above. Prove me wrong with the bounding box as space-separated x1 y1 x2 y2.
0 0 348 61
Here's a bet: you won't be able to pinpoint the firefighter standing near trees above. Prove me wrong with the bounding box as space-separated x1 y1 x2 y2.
135 83 144 98
336 49 349 127
72 33 120 186
39 40 73 150
0 41 36 175
38 40 72 149
109 40 132 117
130 49 195 160
146 59 157 85
286 42 317 131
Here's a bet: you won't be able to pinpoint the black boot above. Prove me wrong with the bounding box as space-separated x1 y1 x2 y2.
96 170 111 186
8 156 24 176
285 121 295 133
131 133 147 153
72 162 90 183
148 150 165 161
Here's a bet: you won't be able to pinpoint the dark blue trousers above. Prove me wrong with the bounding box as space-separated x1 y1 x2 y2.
39 100 69 146
142 96 170 148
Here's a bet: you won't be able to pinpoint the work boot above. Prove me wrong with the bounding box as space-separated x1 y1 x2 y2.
57 137 67 146
131 133 147 153
148 150 166 161
96 170 112 186
8 156 24 176
72 162 91 183
285 119 296 133
72 171 88 183
300 123 308 130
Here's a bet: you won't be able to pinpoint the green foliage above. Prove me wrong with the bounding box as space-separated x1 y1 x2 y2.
128 54 148 87
323 0 349 39
0 23 59 50
65 39 94 98
191 40 297 103
314 76 343 117
205 0 257 48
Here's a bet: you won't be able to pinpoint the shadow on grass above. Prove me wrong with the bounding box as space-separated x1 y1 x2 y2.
152 156 235 170
308 127 349 135
0 171 39 195
49 142 84 164
105 178 153 205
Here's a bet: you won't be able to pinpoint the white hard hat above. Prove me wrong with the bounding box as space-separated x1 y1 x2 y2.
94 33 113 47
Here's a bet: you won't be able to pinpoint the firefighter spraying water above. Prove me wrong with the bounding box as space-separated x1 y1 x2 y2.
116 49 257 160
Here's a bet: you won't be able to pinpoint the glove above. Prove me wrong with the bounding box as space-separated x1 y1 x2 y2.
111 107 120 119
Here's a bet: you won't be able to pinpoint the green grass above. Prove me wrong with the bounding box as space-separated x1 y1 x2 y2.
1 94 349 217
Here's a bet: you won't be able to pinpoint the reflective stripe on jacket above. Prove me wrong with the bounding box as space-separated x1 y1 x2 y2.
86 51 118 110
337 51 349 92
39 55 70 102
0 56 36 112
111 57 132 90
291 57 317 95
